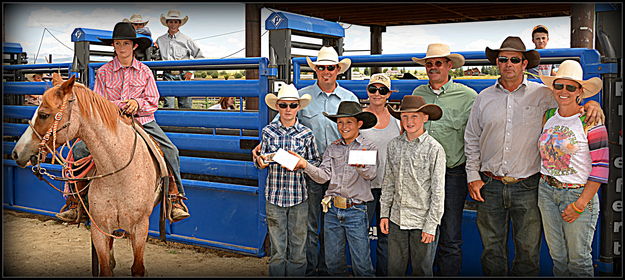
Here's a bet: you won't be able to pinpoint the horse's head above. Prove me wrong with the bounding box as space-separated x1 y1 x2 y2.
12 73 81 167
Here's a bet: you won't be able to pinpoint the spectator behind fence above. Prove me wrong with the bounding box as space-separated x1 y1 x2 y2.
537 60 608 277
527 25 556 77
24 73 43 105
209 97 236 110
156 9 204 109
123 14 152 37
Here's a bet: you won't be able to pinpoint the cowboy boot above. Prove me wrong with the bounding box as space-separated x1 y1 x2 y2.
56 181 89 223
167 174 190 221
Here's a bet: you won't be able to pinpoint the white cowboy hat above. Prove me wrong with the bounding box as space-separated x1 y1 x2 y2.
160 10 188 27
306 46 352 74
123 14 149 24
540 60 603 99
367 73 392 88
412 43 465 69
265 84 312 111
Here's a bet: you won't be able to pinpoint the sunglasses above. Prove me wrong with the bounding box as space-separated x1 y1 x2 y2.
497 56 523 64
316 65 337 72
277 103 299 109
553 83 579 92
425 60 448 68
367 85 390 95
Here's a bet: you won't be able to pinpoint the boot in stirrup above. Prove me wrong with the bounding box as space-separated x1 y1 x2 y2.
56 194 87 223
167 175 190 221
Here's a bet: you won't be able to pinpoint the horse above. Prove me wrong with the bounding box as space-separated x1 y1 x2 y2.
11 73 164 276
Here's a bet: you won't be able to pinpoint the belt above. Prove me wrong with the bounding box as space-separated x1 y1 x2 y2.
541 174 584 189
332 196 362 209
482 171 529 184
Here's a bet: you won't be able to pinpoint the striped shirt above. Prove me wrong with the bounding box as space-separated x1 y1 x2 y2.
94 57 160 125
258 119 320 207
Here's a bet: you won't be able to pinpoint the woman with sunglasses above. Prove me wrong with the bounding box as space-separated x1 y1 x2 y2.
359 73 400 276
537 60 609 276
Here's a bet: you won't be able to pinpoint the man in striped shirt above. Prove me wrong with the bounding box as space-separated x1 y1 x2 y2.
256 84 320 276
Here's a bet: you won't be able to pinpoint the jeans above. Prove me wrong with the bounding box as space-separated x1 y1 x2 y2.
388 221 439 276
72 120 185 196
365 188 388 276
162 72 192 109
434 164 468 276
537 178 599 277
266 201 309 276
305 177 328 276
324 201 374 276
476 172 542 276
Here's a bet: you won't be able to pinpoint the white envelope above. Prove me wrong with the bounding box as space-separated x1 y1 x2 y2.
348 150 377 165
272 148 300 171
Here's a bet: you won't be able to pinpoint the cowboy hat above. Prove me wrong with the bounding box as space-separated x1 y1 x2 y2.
485 36 540 69
411 43 465 69
123 14 149 24
323 101 377 129
540 60 603 99
367 73 392 88
306 46 351 74
98 22 152 52
265 83 312 111
160 10 189 27
388 95 443 121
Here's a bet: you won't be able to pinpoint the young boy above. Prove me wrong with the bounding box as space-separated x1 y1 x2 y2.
379 95 446 276
256 84 319 276
291 100 378 276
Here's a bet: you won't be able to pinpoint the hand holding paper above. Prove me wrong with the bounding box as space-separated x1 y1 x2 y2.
287 150 308 170
271 148 301 171
348 149 377 166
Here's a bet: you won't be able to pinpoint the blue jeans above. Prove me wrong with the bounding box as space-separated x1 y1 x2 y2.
476 172 542 276
537 178 599 277
434 164 468 276
324 201 374 276
162 72 192 109
305 177 328 276
365 188 388 276
266 201 309 276
387 221 439 276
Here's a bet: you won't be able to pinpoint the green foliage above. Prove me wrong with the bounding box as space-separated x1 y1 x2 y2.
234 72 243 79
210 72 219 79
363 68 370 75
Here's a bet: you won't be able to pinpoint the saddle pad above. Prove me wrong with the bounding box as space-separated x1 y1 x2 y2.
133 124 169 178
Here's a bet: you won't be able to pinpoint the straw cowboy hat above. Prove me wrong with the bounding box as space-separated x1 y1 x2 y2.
160 10 188 27
98 22 152 52
540 60 603 99
389 95 443 121
123 14 149 24
323 101 377 129
306 46 352 74
412 43 465 69
485 36 540 69
265 83 312 111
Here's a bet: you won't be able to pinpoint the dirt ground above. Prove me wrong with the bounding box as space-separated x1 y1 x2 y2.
2 210 269 277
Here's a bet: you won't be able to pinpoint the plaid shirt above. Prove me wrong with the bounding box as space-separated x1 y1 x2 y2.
93 57 160 125
258 119 320 207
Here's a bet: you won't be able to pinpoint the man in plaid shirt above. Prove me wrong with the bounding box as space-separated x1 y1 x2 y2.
256 84 320 276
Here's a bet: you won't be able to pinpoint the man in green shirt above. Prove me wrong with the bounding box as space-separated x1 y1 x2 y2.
411 43 477 276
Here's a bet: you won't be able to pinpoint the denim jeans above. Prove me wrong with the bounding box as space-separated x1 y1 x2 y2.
162 72 192 109
305 177 328 276
266 201 309 276
365 188 388 276
537 178 599 277
434 164 468 276
324 201 374 276
476 172 542 276
388 221 439 276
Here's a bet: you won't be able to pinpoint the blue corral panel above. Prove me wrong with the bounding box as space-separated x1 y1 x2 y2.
3 82 53 95
265 12 344 38
155 111 259 130
166 133 255 154
71 28 151 44
3 42 23 54
180 157 257 180
155 80 263 98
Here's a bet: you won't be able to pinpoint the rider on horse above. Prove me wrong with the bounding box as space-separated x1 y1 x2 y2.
56 22 190 222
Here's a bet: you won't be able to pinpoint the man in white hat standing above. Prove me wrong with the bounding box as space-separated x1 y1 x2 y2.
156 9 204 109
464 36 604 276
411 43 477 276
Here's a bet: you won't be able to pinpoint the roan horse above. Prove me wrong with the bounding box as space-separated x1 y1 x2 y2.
11 73 164 276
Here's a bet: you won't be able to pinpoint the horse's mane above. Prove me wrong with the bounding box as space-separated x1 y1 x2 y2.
72 82 121 133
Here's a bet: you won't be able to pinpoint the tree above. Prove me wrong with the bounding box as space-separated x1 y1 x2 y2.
364 68 370 76
234 72 243 79
211 72 219 79
353 67 360 73
391 66 398 70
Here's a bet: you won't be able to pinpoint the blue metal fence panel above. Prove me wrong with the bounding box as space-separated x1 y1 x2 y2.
3 42 23 54
265 11 345 37
71 28 151 44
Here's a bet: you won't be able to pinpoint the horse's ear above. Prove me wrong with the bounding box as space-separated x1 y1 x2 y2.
57 75 76 97
52 72 64 86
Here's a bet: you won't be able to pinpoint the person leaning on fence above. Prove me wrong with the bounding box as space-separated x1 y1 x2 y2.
379 95 446 277
123 14 152 37
290 101 378 277
255 84 320 276
55 22 190 223
359 73 400 276
410 43 478 276
463 36 605 276
537 60 609 277
156 9 204 109
527 24 556 77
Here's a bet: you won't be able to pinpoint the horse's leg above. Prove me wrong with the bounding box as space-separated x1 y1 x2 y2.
91 230 113 276
130 217 150 276
108 235 116 271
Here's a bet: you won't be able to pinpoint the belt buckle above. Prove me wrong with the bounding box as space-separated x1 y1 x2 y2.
333 196 347 209
502 176 518 184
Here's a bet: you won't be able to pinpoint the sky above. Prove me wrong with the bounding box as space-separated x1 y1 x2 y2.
3 3 572 65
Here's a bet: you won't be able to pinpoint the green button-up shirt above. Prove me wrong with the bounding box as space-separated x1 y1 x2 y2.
412 78 477 168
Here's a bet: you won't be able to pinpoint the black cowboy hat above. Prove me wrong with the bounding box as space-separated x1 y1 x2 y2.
323 101 377 129
485 36 540 69
388 95 442 121
98 22 152 52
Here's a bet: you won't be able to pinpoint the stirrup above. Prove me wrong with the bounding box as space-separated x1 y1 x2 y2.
167 195 190 222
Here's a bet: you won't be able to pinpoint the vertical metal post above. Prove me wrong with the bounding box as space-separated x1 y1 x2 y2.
370 25 385 75
72 41 91 86
269 29 292 83
245 3 262 110
571 3 596 48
